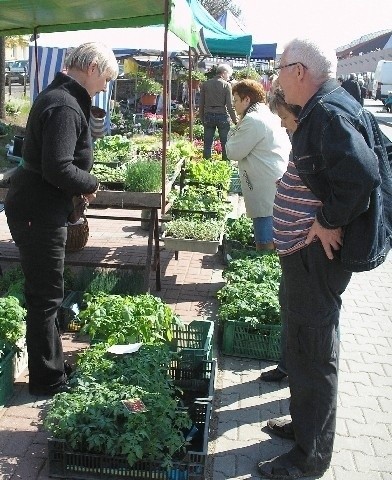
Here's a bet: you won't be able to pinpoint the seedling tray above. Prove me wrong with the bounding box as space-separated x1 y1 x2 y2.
221 320 281 361
48 401 211 480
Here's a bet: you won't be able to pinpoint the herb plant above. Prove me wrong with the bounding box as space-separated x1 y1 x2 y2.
94 135 135 162
225 215 255 246
124 160 162 192
165 218 224 241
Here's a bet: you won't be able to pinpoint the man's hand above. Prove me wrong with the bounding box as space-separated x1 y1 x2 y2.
305 218 343 260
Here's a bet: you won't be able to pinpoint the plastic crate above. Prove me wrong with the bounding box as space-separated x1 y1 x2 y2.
0 347 15 408
170 360 216 402
48 401 212 480
169 320 214 368
221 320 281 361
229 173 242 194
13 337 28 380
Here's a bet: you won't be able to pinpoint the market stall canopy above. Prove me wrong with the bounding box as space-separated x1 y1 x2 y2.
30 27 192 54
187 0 252 58
251 44 277 60
0 0 199 49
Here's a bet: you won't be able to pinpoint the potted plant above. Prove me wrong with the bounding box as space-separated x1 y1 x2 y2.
163 217 225 254
232 67 260 81
189 70 206 90
135 73 162 105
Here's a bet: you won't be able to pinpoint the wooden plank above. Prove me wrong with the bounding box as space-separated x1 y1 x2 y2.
92 190 162 209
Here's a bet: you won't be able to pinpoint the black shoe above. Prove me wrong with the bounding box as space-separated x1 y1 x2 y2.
267 418 295 440
64 360 73 378
258 452 328 479
29 381 71 396
259 367 287 382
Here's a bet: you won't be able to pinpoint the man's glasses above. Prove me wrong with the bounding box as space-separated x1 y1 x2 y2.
276 62 308 71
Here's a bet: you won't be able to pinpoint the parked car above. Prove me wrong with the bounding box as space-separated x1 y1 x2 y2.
5 59 29 85
372 60 392 103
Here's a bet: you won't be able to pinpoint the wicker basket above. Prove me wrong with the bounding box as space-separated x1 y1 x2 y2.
65 216 89 252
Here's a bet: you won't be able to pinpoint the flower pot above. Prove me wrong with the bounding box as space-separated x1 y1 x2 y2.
140 94 157 106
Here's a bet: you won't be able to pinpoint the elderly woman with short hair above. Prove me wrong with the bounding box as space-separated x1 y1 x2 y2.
226 79 291 250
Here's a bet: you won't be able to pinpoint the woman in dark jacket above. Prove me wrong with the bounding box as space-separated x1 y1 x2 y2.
5 42 118 396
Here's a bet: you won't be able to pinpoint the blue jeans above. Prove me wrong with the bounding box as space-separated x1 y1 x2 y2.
203 112 231 160
279 241 352 471
6 219 68 389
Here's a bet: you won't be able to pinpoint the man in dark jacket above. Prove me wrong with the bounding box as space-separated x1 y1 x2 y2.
341 73 361 103
5 42 118 396
258 38 391 480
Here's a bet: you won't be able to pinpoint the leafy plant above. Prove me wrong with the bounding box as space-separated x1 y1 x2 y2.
124 159 162 192
0 297 26 351
73 268 144 296
134 73 162 95
222 252 281 285
94 135 134 162
186 158 232 191
44 344 192 467
165 218 224 241
225 215 254 246
79 292 180 344
91 163 127 183
171 185 232 220
190 70 206 82
217 281 280 325
0 121 10 136
233 67 261 81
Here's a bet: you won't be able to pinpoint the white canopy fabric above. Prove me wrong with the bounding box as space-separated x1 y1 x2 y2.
31 26 190 53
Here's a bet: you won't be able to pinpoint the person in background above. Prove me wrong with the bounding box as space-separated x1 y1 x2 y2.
199 63 237 160
257 88 302 383
258 38 391 479
341 72 361 103
337 75 344 86
358 78 367 106
5 42 118 396
226 80 291 251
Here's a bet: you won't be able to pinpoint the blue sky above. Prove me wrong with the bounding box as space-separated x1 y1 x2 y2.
235 0 391 53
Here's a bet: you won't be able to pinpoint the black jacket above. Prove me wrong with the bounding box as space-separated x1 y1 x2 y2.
293 80 392 272
341 78 361 103
5 72 98 226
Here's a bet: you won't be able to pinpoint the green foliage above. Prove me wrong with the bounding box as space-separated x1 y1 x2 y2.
217 251 281 326
73 268 144 296
79 292 180 344
0 296 26 349
94 135 135 162
225 215 254 246
0 121 10 136
91 163 127 183
186 158 232 191
134 73 162 95
217 281 280 325
165 218 224 241
171 185 232 220
233 67 261 81
124 160 162 192
44 344 192 467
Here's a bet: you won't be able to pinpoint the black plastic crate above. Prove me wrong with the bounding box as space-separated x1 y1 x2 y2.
48 401 211 480
170 360 216 403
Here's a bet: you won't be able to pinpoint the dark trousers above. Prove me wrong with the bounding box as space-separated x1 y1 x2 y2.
203 112 230 160
7 220 67 388
279 242 352 470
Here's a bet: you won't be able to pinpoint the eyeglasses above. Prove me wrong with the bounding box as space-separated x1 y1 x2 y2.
276 62 308 71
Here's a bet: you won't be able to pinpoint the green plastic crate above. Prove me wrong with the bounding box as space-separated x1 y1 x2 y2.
229 172 242 194
0 347 15 408
170 320 214 368
221 320 281 361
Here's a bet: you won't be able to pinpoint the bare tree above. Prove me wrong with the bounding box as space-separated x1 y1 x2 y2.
199 0 241 20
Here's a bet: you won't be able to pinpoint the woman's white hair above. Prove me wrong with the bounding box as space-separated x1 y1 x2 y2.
65 42 119 80
283 38 337 84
